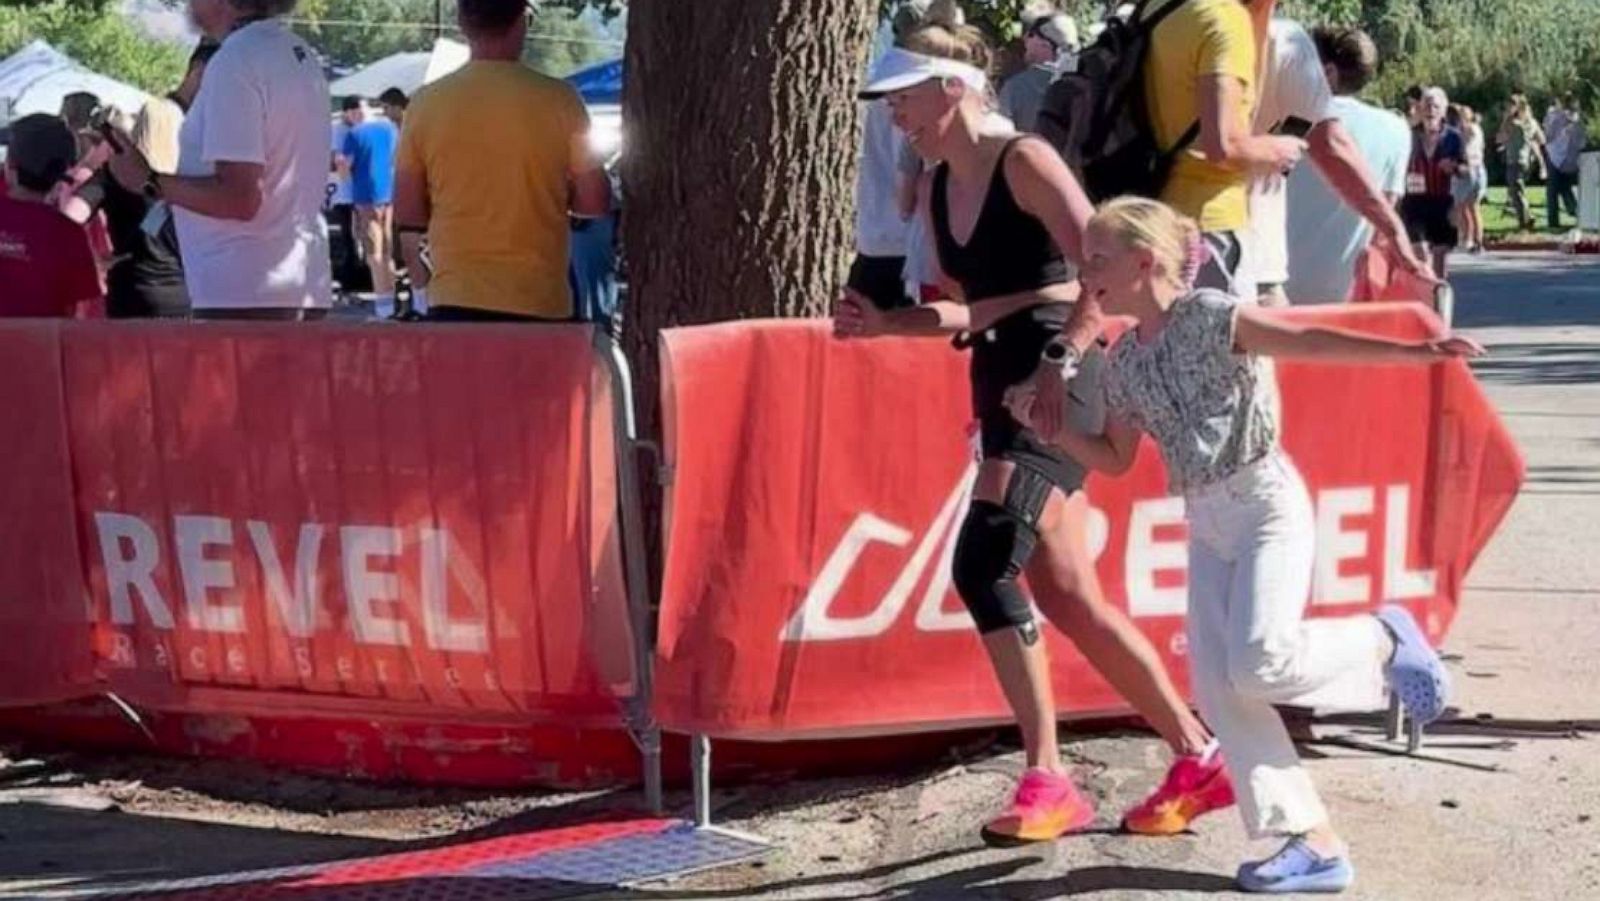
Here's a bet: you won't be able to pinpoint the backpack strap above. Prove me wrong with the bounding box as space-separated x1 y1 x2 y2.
1134 0 1192 34
1169 121 1201 156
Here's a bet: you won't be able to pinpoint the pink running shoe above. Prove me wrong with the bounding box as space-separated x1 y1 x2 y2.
1122 744 1236 836
980 767 1097 847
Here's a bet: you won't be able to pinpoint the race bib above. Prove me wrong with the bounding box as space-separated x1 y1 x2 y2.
1406 172 1427 195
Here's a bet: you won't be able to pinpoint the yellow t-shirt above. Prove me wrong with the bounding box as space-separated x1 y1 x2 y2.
398 61 588 318
1142 0 1257 232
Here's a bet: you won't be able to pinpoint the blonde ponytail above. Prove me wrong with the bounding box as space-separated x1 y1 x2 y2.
903 21 994 76
1090 196 1205 290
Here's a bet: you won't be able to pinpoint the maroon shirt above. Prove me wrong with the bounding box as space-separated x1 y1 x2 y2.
1406 125 1466 198
0 194 103 318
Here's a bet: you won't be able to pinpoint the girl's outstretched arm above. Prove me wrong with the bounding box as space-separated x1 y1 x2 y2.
1233 305 1485 363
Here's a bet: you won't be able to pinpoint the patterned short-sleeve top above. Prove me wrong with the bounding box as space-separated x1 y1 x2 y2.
1104 289 1279 493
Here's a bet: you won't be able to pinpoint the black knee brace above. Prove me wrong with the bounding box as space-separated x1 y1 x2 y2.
951 463 1053 637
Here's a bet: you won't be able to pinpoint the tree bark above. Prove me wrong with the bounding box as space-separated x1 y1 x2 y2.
620 0 877 585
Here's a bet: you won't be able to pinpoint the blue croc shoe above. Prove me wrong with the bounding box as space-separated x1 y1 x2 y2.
1378 604 1451 727
1236 837 1355 894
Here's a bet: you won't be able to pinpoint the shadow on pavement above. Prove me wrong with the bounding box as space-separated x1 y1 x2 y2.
616 849 1237 900
0 804 388 899
1468 342 1600 387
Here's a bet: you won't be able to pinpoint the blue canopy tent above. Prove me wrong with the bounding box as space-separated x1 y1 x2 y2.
565 57 622 105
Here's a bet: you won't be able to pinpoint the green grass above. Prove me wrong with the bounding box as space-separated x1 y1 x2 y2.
1479 184 1570 242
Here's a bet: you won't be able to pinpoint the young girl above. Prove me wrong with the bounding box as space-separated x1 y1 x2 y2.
1448 104 1486 254
1024 196 1477 893
837 26 1235 847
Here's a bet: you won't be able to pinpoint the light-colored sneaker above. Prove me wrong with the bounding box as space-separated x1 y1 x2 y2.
1236 836 1355 894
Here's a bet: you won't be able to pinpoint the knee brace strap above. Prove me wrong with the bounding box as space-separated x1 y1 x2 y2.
952 466 1055 636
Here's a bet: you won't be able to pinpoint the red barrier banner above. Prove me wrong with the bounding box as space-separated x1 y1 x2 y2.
0 321 634 728
1350 243 1436 303
655 306 1524 740
0 323 97 706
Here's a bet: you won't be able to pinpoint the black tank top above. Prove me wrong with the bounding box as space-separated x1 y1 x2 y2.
931 137 1071 301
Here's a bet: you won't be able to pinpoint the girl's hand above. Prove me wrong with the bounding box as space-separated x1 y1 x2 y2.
1006 361 1072 442
1426 336 1486 359
833 288 887 339
1003 383 1037 432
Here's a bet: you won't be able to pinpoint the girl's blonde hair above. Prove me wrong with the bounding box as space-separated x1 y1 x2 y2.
1509 93 1532 121
131 99 183 175
1089 196 1204 289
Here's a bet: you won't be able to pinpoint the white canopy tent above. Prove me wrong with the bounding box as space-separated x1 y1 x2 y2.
329 38 469 100
0 40 153 122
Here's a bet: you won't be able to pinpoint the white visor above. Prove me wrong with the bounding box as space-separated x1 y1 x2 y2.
859 48 989 100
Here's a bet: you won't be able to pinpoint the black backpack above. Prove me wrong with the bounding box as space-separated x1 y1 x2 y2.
1035 0 1200 203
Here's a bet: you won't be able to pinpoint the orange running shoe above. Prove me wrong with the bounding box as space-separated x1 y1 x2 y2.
980 767 1097 847
1122 743 1236 836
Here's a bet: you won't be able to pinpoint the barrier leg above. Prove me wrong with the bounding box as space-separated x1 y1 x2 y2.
692 733 712 829
1385 689 1404 743
639 721 663 816
594 331 664 815
1433 282 1455 329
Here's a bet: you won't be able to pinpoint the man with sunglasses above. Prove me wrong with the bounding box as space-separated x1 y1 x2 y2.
393 0 610 322
998 8 1080 133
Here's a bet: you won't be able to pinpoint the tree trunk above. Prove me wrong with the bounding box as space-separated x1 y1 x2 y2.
620 0 877 585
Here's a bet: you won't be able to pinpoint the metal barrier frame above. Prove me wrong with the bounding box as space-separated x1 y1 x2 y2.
593 331 664 815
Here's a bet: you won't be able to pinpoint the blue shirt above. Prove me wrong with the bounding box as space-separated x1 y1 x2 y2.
1284 96 1411 304
342 120 398 205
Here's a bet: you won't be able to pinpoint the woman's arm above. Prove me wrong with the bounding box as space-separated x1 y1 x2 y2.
1003 138 1106 353
1005 137 1094 265
1013 389 1142 475
965 282 1081 332
1056 414 1142 475
833 285 1076 338
834 291 965 338
1233 305 1485 362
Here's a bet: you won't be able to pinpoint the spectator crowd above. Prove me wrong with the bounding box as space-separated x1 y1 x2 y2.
0 0 615 325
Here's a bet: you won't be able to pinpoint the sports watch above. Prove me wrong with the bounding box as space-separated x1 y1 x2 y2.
1041 337 1081 372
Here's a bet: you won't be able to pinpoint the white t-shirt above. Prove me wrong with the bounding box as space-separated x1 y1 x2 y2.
896 136 938 290
175 19 332 310
855 100 910 258
1242 19 1333 289
1284 96 1410 304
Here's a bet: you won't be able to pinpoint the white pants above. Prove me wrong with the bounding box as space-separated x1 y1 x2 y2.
1185 453 1388 838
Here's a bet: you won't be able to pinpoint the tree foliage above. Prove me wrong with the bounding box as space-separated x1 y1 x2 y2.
292 0 616 72
0 1 187 93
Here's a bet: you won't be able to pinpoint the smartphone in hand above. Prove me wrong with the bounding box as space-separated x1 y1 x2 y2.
1273 116 1314 139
